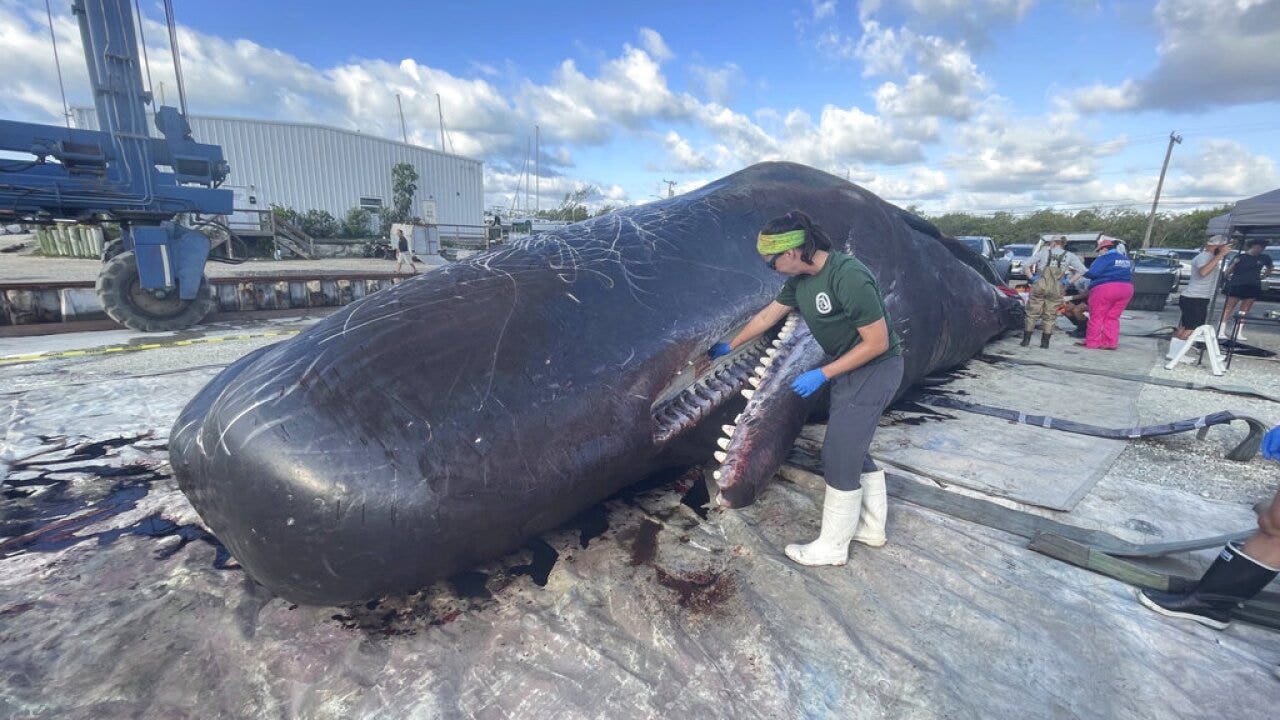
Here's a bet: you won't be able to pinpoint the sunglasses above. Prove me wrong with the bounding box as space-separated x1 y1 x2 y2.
765 252 783 270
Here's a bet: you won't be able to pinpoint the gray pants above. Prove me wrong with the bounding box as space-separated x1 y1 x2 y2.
822 355 904 491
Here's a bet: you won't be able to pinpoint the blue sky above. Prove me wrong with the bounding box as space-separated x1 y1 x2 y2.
3 0 1279 215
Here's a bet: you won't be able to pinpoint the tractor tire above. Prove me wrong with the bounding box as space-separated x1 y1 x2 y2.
96 251 216 332
101 239 125 262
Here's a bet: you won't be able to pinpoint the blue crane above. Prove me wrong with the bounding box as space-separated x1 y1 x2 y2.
0 0 232 331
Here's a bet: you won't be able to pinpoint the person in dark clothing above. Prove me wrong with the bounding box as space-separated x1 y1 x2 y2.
1138 425 1280 680
1217 239 1273 341
1061 279 1091 338
394 228 417 274
708 211 903 566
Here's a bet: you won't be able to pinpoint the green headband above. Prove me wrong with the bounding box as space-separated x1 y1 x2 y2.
757 229 805 255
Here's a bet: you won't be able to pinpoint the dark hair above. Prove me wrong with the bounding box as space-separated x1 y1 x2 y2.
760 210 832 264
1247 238 1268 248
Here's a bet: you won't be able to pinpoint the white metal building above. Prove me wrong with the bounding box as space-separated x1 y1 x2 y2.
72 108 484 234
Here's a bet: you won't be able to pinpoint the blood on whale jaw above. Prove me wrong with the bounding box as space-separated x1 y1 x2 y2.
712 315 827 508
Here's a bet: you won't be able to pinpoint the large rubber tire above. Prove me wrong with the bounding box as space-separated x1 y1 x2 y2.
96 251 216 332
101 239 124 262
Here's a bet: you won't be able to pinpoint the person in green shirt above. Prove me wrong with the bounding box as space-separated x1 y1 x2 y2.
712 210 905 566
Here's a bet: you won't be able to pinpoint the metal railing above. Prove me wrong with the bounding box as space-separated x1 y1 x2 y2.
219 208 315 259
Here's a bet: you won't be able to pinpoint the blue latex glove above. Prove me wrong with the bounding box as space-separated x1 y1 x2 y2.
791 368 828 398
1263 426 1280 461
708 342 732 360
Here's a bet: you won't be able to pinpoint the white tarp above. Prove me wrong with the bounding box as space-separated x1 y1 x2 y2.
3 354 1277 718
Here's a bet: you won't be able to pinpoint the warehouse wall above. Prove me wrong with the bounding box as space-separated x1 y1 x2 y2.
72 108 484 230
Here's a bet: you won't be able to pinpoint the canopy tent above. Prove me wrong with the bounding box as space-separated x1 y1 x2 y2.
1207 187 1280 237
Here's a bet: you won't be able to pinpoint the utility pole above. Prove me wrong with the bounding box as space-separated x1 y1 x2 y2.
395 93 408 143
1142 131 1182 249
662 179 676 198
535 124 540 214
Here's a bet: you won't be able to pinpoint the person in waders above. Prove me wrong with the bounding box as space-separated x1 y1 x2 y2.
708 210 904 566
1021 235 1086 349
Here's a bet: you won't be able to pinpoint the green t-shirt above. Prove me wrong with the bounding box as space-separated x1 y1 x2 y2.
775 252 902 363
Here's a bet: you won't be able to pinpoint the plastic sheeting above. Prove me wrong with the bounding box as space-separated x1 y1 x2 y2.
3 367 1278 718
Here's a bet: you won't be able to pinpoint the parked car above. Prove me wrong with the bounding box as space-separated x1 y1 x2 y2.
1146 248 1200 283
1000 243 1035 280
956 236 997 260
954 236 1013 282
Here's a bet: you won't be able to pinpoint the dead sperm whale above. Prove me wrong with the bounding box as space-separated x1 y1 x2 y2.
170 161 1022 605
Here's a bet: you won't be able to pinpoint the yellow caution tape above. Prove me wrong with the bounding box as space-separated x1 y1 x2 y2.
0 329 300 366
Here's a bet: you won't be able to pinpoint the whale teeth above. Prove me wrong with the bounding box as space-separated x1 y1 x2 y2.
734 413 743 423
742 389 754 399
765 348 777 357
722 424 735 435
771 339 783 348
714 450 727 462
748 376 761 388
716 437 730 450
712 470 722 480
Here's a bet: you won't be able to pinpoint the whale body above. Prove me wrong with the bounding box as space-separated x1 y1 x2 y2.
170 162 1022 604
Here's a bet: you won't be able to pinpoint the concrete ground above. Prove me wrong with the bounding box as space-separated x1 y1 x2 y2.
1 294 1278 718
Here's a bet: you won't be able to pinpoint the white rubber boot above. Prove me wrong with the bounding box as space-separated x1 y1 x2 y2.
1237 322 1247 342
853 470 888 547
785 485 863 566
1218 322 1229 340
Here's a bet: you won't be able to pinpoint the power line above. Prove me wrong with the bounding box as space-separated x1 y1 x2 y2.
44 0 70 128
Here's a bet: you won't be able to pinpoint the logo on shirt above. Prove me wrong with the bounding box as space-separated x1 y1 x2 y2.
815 292 833 315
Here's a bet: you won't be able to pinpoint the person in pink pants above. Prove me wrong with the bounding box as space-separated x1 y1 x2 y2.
1080 236 1133 349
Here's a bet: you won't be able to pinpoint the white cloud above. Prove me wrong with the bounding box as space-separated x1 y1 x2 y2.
859 0 1035 47
1069 80 1140 113
811 0 837 20
1167 138 1279 199
949 105 1126 194
689 62 743 104
1070 0 1280 113
520 36 696 144
853 167 951 204
638 28 673 62
662 130 713 172
781 105 924 165
484 167 632 213
808 17 992 140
